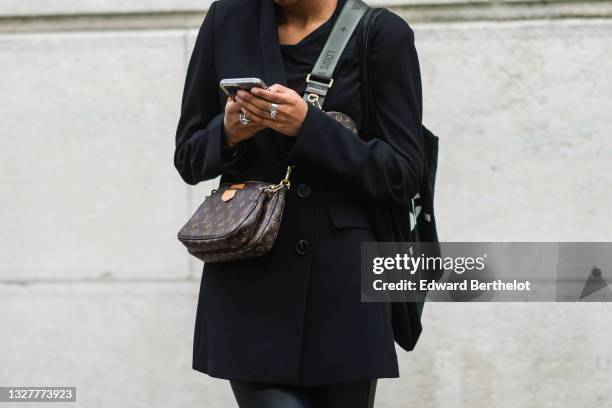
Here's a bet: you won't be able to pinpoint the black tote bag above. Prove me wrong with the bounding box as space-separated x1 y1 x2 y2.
356 6 443 351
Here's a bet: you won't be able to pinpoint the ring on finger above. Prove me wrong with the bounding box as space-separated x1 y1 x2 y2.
239 112 250 125
269 103 279 119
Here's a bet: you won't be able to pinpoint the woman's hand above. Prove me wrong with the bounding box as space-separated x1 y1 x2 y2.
235 84 308 137
223 96 266 147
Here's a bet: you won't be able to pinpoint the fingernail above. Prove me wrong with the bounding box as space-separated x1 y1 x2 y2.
251 88 259 94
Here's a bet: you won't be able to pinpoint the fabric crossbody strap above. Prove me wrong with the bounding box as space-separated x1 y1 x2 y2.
302 0 368 110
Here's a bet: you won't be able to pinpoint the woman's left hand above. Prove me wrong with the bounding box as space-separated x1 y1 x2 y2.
235 84 308 137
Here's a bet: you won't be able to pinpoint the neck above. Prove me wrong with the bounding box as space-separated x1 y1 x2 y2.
275 0 338 29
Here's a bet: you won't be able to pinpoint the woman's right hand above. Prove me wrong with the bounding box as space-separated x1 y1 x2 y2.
223 96 265 147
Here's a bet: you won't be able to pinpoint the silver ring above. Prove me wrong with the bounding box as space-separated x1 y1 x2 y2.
239 112 250 125
269 103 278 119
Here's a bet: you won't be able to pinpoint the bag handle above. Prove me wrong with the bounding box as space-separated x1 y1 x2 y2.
302 0 368 110
356 6 383 140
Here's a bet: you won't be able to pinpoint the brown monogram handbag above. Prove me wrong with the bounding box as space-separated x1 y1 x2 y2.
177 166 293 263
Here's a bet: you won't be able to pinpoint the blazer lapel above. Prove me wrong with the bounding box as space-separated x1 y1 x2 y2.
259 0 288 88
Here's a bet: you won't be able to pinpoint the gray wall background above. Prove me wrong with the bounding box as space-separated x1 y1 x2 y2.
1 0 611 407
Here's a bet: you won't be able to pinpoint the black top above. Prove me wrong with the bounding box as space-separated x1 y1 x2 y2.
276 0 344 97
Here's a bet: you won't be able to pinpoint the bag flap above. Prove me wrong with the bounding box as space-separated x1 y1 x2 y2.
178 182 267 240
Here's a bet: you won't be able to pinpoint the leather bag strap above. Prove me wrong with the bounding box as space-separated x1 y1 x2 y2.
356 6 383 140
302 0 368 110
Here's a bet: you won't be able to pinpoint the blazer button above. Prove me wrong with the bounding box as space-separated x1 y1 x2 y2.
296 184 311 198
295 239 310 256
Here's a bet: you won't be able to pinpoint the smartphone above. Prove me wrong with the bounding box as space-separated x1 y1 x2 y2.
220 77 268 99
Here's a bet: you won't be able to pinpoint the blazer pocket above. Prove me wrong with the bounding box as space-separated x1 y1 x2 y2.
328 201 374 230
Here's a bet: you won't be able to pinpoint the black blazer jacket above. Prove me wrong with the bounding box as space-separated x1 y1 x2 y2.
174 0 424 385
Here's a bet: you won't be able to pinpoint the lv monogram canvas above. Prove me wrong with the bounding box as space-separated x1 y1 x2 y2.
177 168 292 263
325 111 359 135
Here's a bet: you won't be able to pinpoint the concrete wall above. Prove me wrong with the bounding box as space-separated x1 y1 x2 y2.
1 1 611 407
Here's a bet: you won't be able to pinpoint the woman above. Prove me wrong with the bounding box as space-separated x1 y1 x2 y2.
174 0 424 406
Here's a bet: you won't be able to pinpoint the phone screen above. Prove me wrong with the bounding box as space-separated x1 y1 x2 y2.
223 85 260 98
220 78 268 99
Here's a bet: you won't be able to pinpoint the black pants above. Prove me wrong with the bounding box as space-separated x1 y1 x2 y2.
229 379 377 408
